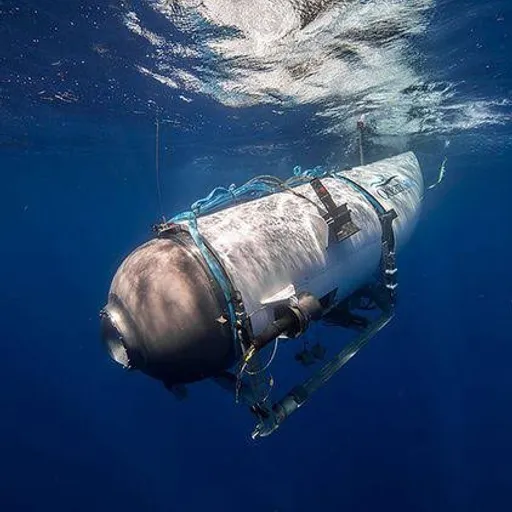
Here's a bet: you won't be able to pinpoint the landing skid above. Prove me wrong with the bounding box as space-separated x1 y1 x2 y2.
250 295 393 439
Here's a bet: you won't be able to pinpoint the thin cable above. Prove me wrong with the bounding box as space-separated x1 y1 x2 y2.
155 108 165 222
245 339 280 375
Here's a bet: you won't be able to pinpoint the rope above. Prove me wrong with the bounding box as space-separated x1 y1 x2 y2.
183 165 327 219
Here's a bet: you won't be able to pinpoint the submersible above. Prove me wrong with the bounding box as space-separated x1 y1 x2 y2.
100 152 424 438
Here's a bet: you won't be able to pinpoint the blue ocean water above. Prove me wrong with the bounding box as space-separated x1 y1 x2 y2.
1 1 511 511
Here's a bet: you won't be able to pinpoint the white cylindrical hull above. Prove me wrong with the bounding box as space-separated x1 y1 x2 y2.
196 152 423 335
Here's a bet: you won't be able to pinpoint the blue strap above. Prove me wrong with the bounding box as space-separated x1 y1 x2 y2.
332 174 386 215
172 211 241 356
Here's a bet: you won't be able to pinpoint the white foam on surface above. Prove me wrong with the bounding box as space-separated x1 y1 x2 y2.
123 0 511 138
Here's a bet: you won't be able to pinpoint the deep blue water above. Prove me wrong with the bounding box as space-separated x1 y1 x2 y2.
2 1 512 511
